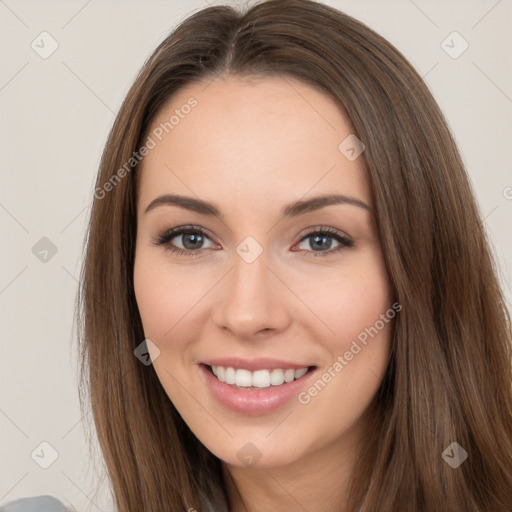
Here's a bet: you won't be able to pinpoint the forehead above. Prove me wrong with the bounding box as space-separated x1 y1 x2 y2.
136 75 370 215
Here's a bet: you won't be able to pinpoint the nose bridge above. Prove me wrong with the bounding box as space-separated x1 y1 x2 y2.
212 242 289 337
231 247 270 300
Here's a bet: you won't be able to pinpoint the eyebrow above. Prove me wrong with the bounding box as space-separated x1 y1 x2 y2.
144 193 372 218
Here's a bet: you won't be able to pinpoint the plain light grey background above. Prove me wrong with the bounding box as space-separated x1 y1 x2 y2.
1 0 511 510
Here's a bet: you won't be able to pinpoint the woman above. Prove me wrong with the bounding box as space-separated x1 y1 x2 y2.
77 0 512 510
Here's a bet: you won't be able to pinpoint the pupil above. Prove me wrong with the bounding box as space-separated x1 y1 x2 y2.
183 233 203 249
311 234 331 251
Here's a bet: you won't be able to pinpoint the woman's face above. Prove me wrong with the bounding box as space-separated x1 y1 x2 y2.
134 75 394 470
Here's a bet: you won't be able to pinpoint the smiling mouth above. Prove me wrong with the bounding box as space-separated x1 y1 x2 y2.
204 363 316 390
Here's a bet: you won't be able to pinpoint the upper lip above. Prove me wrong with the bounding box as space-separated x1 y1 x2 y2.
201 357 315 372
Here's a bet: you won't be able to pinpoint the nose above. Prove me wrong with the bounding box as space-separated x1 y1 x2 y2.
211 251 291 340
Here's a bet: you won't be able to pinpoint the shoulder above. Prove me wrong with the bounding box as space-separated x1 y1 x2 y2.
0 495 74 511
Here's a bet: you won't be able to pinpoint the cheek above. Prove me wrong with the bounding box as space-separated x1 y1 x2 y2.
293 263 393 446
134 242 392 345
293 250 392 347
133 249 218 351
133 251 189 342
133 251 204 406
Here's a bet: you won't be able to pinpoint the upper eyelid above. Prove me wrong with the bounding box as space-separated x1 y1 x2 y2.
162 225 219 245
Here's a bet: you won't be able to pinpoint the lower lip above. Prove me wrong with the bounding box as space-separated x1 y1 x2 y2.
198 363 317 415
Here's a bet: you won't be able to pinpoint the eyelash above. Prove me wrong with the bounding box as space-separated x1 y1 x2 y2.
151 224 354 259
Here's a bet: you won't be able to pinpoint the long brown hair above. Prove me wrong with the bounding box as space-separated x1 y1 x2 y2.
76 0 512 510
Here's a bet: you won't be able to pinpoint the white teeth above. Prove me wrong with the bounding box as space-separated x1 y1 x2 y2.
284 369 295 382
209 365 311 388
235 369 252 387
225 367 236 385
252 369 270 388
270 369 285 385
294 367 308 379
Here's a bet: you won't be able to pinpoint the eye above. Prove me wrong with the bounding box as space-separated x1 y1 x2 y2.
152 225 217 258
294 226 354 258
152 224 354 258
